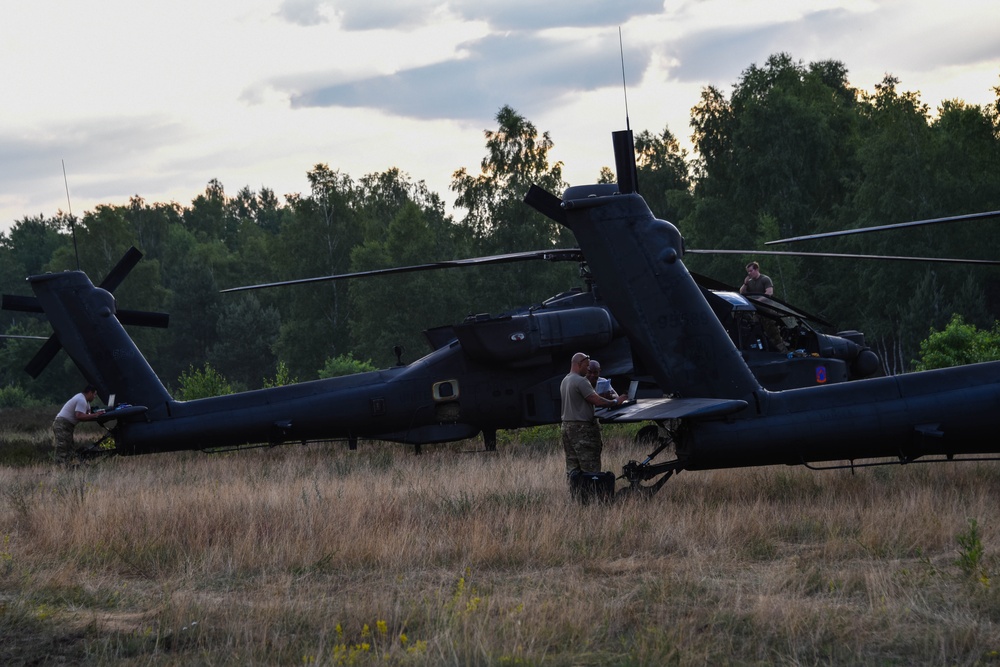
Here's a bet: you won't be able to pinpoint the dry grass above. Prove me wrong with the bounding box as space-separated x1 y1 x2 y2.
1 429 999 665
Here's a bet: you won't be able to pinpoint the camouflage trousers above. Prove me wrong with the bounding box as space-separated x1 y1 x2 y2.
52 417 77 464
561 420 604 474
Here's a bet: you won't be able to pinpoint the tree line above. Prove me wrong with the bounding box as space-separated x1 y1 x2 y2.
3 53 1000 405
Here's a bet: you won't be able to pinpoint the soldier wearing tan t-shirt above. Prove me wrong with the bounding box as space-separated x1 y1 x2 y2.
559 352 626 475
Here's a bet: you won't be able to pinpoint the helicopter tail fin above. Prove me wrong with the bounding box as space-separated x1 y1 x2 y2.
526 181 762 403
28 270 172 415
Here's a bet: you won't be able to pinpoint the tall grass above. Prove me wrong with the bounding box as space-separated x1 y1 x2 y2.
1 432 998 665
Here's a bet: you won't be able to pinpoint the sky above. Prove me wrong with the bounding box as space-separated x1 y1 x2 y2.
1 0 999 233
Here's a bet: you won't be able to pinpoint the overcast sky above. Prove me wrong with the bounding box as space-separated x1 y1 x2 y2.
2 0 998 233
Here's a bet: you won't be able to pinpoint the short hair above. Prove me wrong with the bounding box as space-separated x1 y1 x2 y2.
83 384 98 394
746 261 760 271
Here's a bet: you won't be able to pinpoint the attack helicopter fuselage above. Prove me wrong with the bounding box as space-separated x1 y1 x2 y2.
530 172 1000 493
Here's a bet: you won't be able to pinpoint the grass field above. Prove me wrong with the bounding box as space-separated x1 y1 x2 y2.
1 412 999 665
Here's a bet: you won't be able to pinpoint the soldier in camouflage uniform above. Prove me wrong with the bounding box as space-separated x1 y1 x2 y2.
560 353 626 475
52 384 103 464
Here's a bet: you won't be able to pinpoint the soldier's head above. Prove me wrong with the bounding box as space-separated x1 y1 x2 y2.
585 360 601 387
570 352 590 376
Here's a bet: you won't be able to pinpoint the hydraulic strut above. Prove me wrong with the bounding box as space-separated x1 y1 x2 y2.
619 437 685 498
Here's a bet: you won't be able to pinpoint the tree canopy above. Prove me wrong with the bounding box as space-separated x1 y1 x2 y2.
3 54 1000 403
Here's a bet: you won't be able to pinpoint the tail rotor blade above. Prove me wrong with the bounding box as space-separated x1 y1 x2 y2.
24 335 62 379
1 294 41 313
14 247 149 378
117 310 170 328
99 246 143 292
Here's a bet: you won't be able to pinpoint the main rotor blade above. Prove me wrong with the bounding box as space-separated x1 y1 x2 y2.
685 248 1000 266
220 248 586 293
765 210 1000 245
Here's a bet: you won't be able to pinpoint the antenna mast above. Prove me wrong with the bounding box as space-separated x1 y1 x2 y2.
619 27 630 131
62 159 80 269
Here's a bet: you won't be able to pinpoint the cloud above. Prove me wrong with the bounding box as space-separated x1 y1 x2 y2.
284 31 650 120
276 0 330 27
661 10 852 84
0 117 192 221
450 0 663 31
662 5 1000 91
276 0 662 31
0 118 185 185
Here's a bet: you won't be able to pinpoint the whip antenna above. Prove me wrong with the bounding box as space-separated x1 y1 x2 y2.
619 27 630 131
62 159 80 269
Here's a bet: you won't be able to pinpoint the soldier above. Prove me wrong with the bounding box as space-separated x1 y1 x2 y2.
740 261 774 296
560 352 626 476
739 261 788 353
585 359 618 400
52 384 104 464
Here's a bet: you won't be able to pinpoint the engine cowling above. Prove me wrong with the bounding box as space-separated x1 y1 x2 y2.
454 307 615 364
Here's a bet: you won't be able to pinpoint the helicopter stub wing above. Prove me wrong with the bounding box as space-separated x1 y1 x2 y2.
95 405 148 425
597 397 748 423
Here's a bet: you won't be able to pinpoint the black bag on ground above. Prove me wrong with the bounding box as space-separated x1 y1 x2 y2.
569 470 616 504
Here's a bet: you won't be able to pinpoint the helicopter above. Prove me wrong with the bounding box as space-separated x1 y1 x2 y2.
519 129 1000 496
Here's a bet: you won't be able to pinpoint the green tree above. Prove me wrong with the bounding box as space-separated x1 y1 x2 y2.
273 165 362 378
348 201 466 366
0 214 68 282
451 106 577 313
838 75 969 370
687 54 860 301
209 294 281 391
634 125 692 222
185 179 228 242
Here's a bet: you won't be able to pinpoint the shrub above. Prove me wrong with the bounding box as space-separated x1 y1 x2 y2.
913 314 1000 370
0 384 41 408
263 361 297 388
318 354 376 379
176 363 234 400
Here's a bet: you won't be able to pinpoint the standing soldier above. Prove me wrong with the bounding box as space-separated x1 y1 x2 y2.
560 353 626 477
